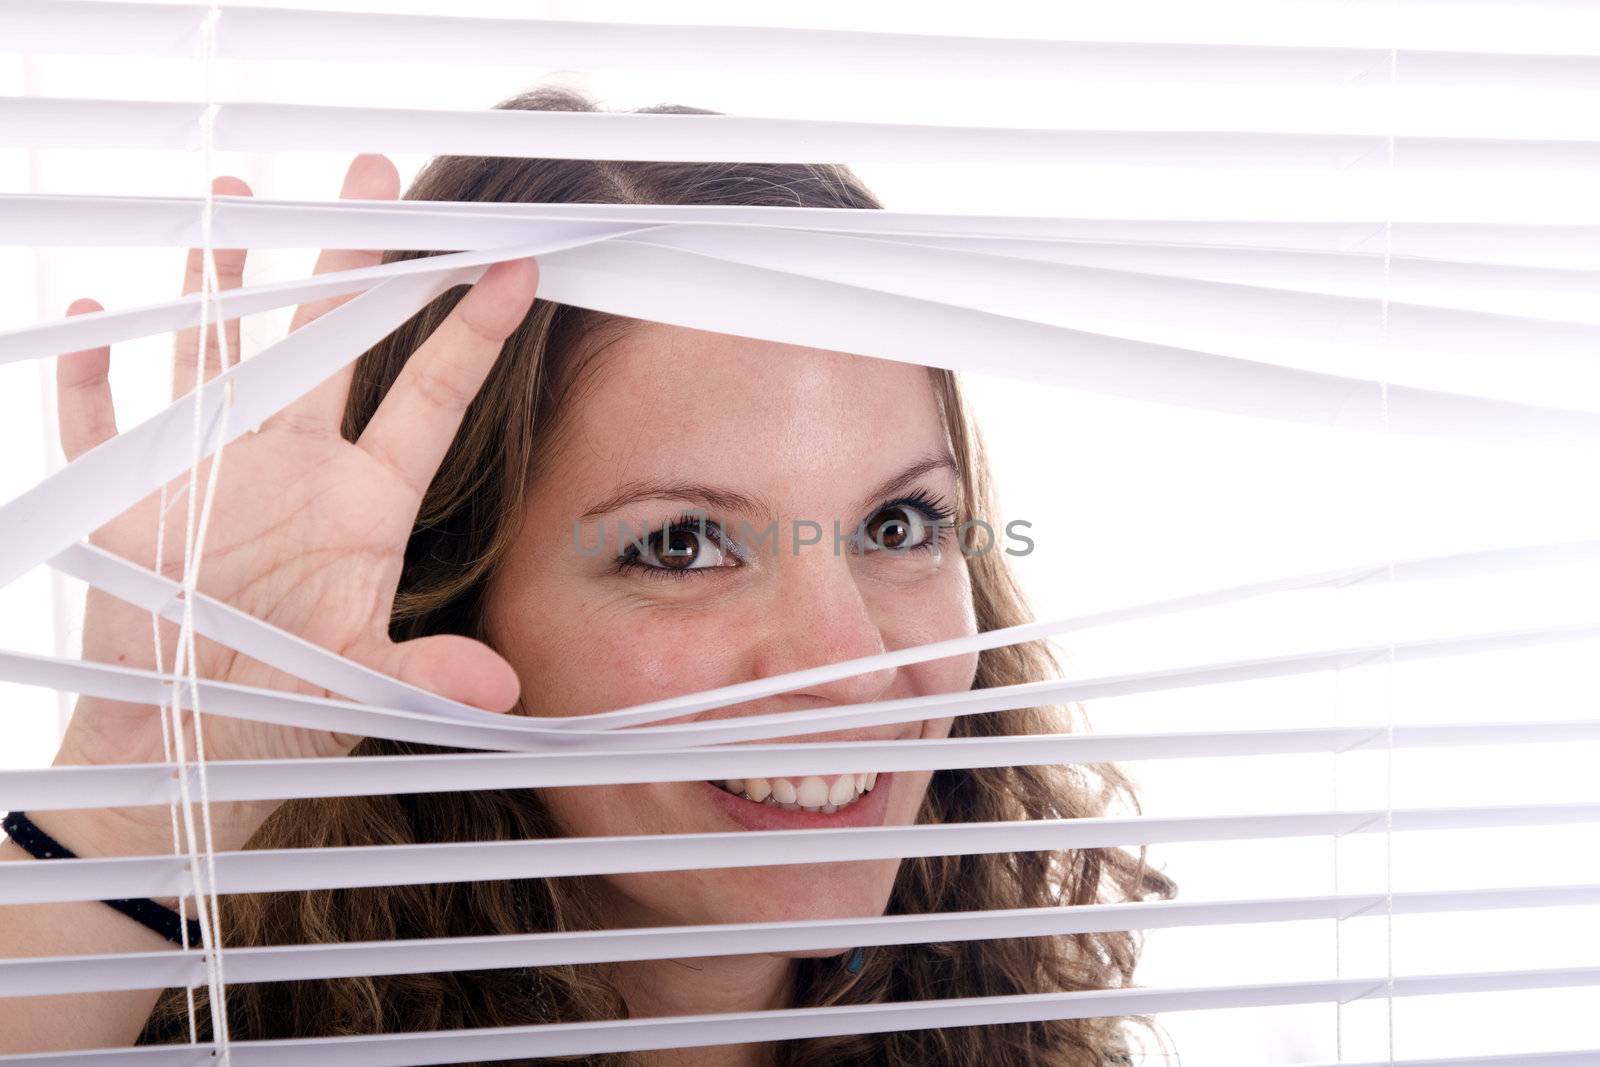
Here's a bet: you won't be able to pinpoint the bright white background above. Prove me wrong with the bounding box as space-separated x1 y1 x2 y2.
3 2 1599 1063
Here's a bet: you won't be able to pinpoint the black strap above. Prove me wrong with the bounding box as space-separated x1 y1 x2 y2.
3 809 206 948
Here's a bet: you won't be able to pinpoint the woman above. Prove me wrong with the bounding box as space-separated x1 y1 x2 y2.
1 88 1171 1065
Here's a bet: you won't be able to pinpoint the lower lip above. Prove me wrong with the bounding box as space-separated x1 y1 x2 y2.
702 775 896 831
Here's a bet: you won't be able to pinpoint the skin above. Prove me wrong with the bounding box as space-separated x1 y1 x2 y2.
0 156 980 1066
484 326 980 1062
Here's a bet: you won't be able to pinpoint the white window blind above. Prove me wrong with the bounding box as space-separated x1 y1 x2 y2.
1 1 1598 1064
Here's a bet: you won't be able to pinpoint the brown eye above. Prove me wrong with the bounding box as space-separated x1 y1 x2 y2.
637 523 727 572
863 505 930 552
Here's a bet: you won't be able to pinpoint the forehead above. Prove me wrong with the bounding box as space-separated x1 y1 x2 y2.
551 322 950 493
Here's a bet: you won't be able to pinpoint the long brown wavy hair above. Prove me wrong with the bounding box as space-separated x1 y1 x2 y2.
144 87 1175 1065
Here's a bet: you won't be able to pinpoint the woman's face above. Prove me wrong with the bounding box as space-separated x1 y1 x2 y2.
485 323 980 938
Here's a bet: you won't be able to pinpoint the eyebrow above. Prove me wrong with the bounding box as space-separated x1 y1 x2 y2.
579 479 772 522
578 452 959 522
853 452 960 517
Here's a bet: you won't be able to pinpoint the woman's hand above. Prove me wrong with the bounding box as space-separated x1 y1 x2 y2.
47 154 538 857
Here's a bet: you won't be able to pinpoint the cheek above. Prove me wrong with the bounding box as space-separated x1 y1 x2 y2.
542 782 686 838
869 555 978 654
912 653 974 746
524 600 751 717
889 566 980 740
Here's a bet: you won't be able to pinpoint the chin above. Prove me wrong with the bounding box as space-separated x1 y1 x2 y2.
605 855 903 936
730 857 901 925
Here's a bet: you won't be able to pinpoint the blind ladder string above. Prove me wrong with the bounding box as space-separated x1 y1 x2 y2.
151 466 195 1044
149 3 208 1045
1379 24 1401 1067
160 1 235 1057
158 21 221 1060
147 383 193 1033
129 4 201 1039
1332 649 1348 1060
189 1 235 1053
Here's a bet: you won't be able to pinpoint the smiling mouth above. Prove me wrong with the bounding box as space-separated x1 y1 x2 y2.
709 773 879 814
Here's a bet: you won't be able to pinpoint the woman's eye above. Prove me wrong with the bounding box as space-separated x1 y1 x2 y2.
862 504 932 552
635 524 728 572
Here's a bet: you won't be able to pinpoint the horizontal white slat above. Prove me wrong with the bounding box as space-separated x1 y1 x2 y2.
890 236 1600 322
0 646 580 750
4 802 1597 906
10 80 1600 151
0 221 645 366
549 537 1599 731
5 595 1600 779
47 542 513 725
13 221 1600 416
9 227 1600 367
9 195 1600 266
9 97 1600 170
535 238 1600 442
615 226 1600 401
5 720 1598 813
536 234 1600 429
996 223 1600 268
852 226 1600 330
571 622 1600 745
5 606 1599 755
1296 1054 1600 1067
7 1 1600 70
4 884 1594 998
1 967 1593 1065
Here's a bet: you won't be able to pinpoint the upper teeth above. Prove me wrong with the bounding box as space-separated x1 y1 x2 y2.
713 773 878 813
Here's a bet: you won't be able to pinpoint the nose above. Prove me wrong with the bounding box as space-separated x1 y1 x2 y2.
747 552 897 710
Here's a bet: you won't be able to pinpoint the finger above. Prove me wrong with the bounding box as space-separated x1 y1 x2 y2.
271 153 402 433
288 154 401 334
377 633 521 713
357 258 538 496
172 175 252 400
56 299 118 462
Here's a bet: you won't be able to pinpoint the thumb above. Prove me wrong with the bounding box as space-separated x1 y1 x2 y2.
382 633 521 713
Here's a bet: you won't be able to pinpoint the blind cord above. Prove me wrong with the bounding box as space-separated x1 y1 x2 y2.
1380 20 1401 1067
1332 659 1345 1062
163 1 235 1058
151 480 196 1043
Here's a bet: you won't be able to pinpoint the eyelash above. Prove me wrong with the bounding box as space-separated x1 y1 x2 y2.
873 490 957 556
614 493 958 580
